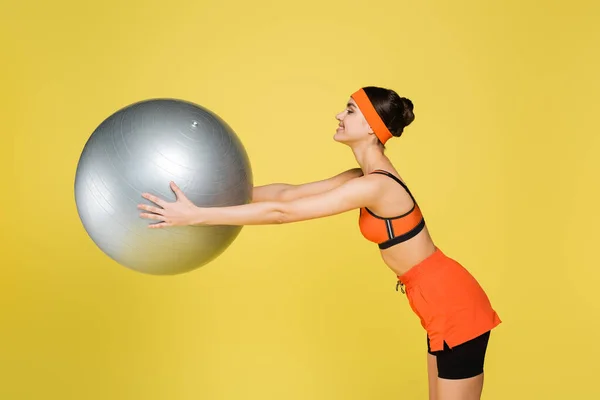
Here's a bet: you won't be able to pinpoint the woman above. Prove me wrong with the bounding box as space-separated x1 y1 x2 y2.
138 86 501 400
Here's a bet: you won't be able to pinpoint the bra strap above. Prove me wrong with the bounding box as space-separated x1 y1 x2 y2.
370 169 416 201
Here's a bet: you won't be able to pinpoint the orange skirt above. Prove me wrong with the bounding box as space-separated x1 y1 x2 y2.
397 248 501 352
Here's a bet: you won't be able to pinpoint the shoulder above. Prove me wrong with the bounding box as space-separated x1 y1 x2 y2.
338 172 388 200
335 167 364 181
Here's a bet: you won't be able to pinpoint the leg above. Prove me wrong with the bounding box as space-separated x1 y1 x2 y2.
434 332 491 400
426 335 439 400
437 374 484 400
427 352 439 400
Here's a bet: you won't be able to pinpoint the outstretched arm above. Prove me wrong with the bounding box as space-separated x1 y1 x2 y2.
138 175 380 228
251 168 364 202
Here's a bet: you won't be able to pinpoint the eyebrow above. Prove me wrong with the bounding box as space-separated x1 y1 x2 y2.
346 102 356 109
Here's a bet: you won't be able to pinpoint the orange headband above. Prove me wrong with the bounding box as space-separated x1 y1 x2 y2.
351 88 393 144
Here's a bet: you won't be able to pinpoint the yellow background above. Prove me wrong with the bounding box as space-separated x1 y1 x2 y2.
2 0 599 399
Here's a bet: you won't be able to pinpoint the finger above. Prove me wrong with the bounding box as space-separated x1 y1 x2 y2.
139 212 165 221
137 204 164 215
148 222 169 229
170 181 187 200
141 193 167 208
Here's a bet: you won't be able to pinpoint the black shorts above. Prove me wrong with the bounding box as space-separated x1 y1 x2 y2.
427 331 491 380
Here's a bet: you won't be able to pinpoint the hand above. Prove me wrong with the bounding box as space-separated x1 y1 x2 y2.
138 181 199 228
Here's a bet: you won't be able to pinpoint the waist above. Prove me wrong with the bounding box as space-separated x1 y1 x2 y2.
396 247 453 287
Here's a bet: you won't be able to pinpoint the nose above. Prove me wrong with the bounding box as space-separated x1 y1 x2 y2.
335 111 344 121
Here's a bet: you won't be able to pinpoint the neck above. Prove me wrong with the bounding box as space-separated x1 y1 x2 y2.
351 141 387 174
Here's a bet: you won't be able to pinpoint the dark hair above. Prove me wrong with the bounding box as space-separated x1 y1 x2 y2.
362 86 415 139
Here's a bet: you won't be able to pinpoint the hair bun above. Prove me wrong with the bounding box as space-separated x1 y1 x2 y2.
361 86 415 139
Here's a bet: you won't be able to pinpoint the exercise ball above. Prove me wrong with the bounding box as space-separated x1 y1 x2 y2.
74 98 253 275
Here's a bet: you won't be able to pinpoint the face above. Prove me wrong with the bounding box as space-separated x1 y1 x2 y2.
334 98 373 144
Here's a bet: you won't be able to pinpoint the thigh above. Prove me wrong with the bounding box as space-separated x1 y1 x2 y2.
434 331 491 400
436 331 490 380
427 352 438 400
437 374 484 400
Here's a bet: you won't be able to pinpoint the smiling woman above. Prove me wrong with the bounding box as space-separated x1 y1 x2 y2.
5 0 600 398
138 85 502 400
